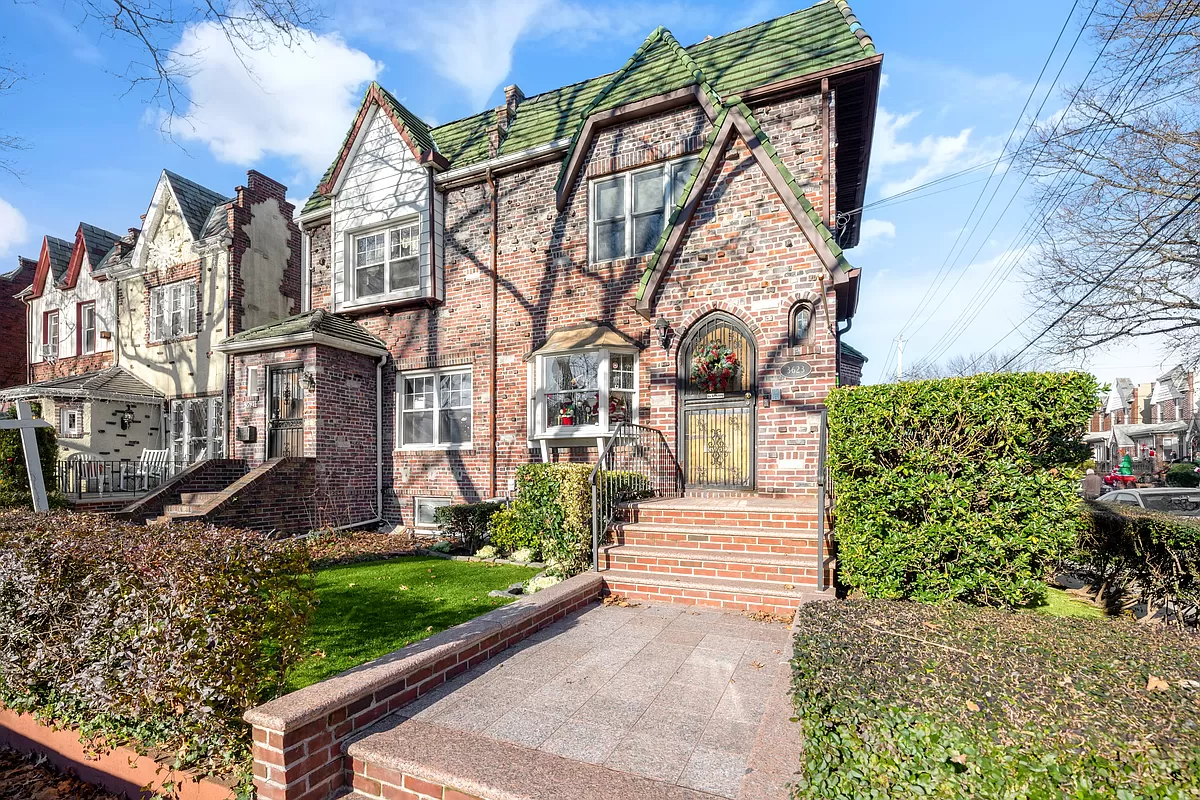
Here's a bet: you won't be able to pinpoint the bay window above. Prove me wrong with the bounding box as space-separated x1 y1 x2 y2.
150 280 197 342
399 367 472 449
536 348 638 436
353 219 420 301
590 156 698 263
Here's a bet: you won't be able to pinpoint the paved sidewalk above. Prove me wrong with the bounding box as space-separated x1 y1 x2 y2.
395 601 791 798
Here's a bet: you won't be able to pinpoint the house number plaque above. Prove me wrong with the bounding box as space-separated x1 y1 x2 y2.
780 360 812 379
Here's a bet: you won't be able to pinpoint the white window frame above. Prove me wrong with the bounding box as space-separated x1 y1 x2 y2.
42 310 60 360
350 218 422 303
59 408 82 436
589 155 698 264
413 496 452 529
80 302 97 355
167 396 224 465
150 279 198 343
397 366 473 451
534 348 639 438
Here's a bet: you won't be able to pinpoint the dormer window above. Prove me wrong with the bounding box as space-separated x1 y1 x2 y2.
353 220 420 300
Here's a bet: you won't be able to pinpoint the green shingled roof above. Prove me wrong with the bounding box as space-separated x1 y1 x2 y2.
221 309 387 352
303 0 875 214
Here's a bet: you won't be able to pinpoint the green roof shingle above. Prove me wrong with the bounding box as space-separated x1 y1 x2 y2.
302 1 876 213
221 309 387 352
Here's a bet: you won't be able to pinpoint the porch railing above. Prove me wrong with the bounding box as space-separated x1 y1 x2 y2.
589 423 684 572
56 459 187 498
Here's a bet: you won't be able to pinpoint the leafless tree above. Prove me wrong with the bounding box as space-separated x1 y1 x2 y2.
0 57 28 178
903 350 1046 381
1021 0 1200 366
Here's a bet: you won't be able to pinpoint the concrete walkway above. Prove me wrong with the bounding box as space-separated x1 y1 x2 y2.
354 600 794 799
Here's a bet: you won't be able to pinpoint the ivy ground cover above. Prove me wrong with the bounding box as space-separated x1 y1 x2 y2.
286 556 538 690
792 600 1200 799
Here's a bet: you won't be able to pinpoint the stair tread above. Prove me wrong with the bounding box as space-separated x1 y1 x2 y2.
623 495 818 513
603 543 815 567
615 522 817 539
600 567 816 599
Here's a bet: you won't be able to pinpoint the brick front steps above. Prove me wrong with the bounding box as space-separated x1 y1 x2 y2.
601 496 833 614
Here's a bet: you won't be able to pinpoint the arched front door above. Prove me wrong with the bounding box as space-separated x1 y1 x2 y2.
678 312 756 489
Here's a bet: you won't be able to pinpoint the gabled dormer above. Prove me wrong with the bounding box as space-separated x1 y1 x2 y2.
305 83 447 314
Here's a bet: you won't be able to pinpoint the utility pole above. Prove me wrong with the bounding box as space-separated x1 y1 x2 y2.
896 335 905 382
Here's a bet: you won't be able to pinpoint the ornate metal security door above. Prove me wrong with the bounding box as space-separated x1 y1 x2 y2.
679 313 756 489
268 365 305 458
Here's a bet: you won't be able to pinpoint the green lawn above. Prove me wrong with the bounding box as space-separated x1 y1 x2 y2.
286 556 539 690
1028 586 1107 619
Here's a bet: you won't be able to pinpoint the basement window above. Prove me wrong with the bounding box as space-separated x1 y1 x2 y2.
414 496 452 529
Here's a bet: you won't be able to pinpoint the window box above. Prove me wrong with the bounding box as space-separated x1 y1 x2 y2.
589 156 698 264
398 366 473 450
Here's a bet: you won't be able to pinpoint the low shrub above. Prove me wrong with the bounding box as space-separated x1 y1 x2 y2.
827 371 1098 606
491 463 592 574
524 574 563 593
1081 500 1200 619
433 500 503 552
1167 462 1200 488
792 599 1200 799
0 510 315 786
509 547 535 564
473 544 498 559
0 404 60 509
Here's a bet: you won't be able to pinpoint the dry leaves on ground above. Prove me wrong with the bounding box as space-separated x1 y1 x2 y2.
0 748 121 800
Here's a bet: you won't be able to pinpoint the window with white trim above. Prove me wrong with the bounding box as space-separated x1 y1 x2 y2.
590 156 698 263
535 349 637 436
353 219 420 300
79 302 97 354
42 311 59 359
168 396 224 464
414 496 452 528
150 280 197 342
398 367 472 449
59 408 82 437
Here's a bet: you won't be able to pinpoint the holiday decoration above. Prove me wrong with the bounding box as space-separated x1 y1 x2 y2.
691 342 739 393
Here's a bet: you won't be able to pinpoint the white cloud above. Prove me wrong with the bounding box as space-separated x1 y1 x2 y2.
858 219 896 248
0 197 29 260
341 0 713 107
872 107 998 197
879 72 890 90
168 24 381 176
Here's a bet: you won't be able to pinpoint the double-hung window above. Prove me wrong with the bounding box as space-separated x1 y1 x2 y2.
353 220 420 300
42 311 59 359
399 367 472 449
59 408 82 437
537 349 638 436
150 280 197 342
590 156 698 263
78 302 96 354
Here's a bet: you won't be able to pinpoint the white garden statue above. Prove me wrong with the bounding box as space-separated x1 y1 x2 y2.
0 400 51 512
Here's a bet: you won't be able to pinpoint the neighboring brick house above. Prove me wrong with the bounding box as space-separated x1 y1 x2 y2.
219 1 880 540
0 256 37 390
0 168 301 471
1086 370 1200 467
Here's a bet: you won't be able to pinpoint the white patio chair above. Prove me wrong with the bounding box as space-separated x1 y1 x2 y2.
123 448 170 491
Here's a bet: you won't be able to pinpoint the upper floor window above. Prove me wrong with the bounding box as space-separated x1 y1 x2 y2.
42 311 59 360
78 302 96 354
590 156 698 263
399 366 472 449
536 348 637 436
354 220 419 300
150 280 197 342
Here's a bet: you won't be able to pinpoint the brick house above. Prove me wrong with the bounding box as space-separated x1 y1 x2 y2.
214 1 880 602
0 255 37 390
0 169 300 483
1086 370 1200 469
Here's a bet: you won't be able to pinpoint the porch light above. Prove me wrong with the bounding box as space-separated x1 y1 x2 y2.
301 371 316 391
119 405 136 430
654 317 672 350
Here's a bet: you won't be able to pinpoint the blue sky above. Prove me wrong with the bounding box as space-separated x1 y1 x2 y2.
0 0 1162 385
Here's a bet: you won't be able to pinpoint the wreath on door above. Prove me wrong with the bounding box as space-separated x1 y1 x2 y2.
691 343 739 392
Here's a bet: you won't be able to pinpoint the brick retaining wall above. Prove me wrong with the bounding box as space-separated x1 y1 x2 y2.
244 573 603 800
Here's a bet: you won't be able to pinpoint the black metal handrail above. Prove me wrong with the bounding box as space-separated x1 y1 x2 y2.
56 458 186 498
589 423 684 572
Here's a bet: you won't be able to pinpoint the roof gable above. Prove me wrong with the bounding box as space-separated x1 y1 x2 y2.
28 235 74 299
163 171 230 239
62 223 122 289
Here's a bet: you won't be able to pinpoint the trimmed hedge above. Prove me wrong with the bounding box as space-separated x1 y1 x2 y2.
0 404 60 509
1082 500 1200 618
1167 462 1200 488
827 372 1098 606
434 500 503 553
792 600 1200 799
0 510 315 785
490 463 592 574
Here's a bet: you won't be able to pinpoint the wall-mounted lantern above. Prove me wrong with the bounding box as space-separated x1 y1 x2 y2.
119 405 136 430
301 371 317 391
654 317 672 350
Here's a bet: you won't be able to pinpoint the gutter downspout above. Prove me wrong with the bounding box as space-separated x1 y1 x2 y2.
487 168 499 499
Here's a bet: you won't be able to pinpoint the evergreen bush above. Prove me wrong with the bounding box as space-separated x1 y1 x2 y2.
489 463 593 574
826 371 1098 606
433 500 504 552
0 404 60 509
0 510 315 785
1166 461 1200 487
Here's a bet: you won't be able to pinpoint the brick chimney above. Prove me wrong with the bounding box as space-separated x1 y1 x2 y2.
1129 386 1138 425
489 84 525 157
238 170 288 207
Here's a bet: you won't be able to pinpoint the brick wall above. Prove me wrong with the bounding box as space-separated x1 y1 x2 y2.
313 346 378 525
229 171 301 336
29 350 113 382
0 258 35 389
308 224 332 312
309 86 840 524
231 347 318 466
204 457 316 535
